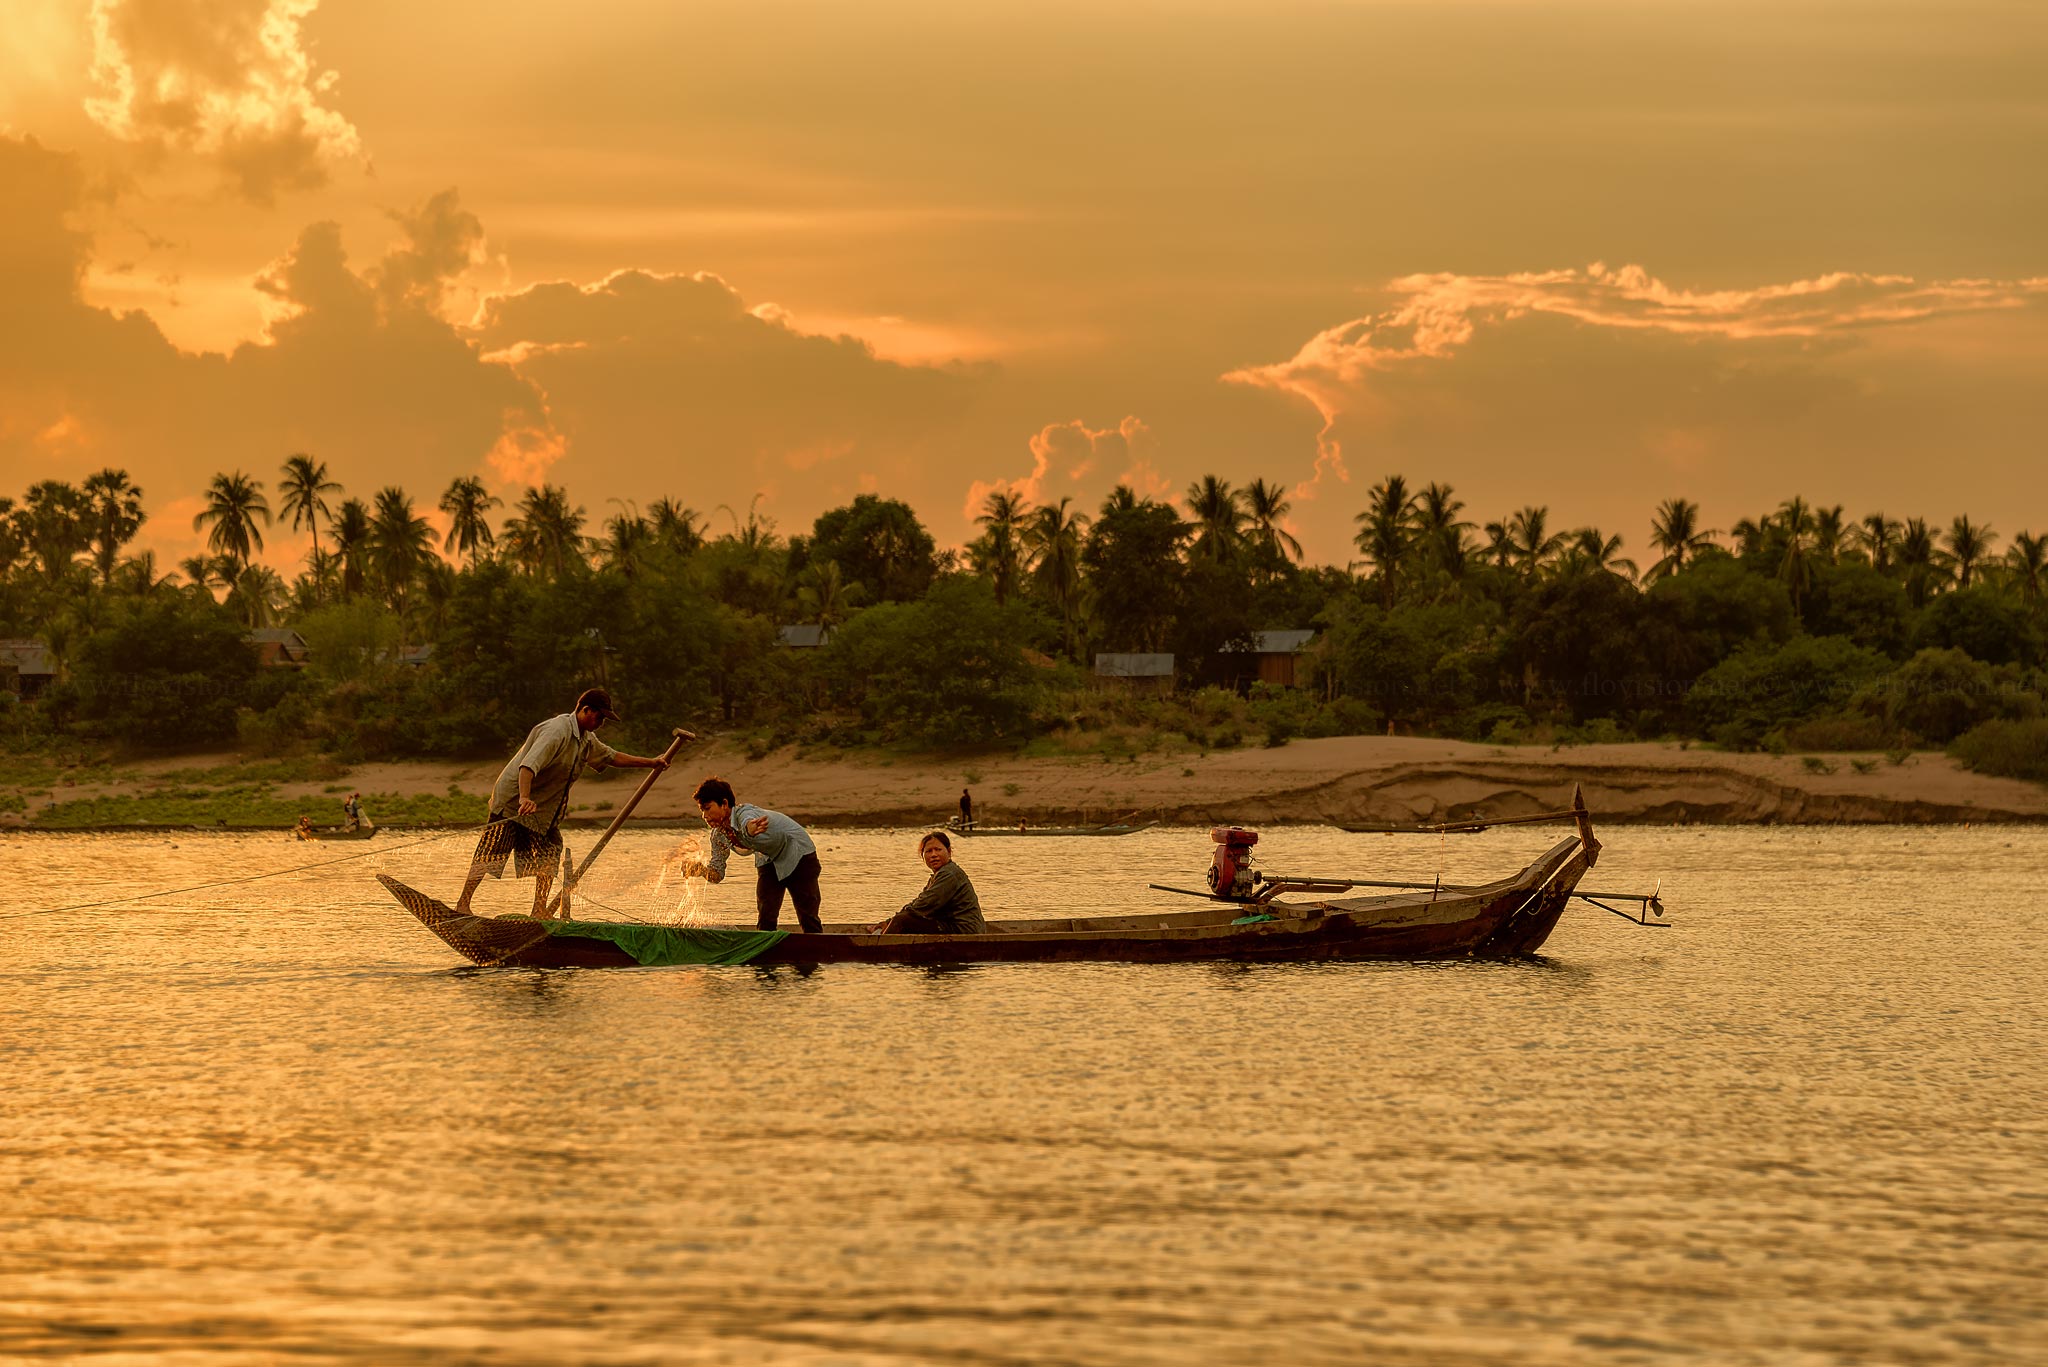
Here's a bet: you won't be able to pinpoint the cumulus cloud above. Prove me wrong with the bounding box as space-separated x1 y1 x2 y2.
961 415 1160 520
1226 262 2048 500
0 135 549 556
469 268 981 502
84 0 362 202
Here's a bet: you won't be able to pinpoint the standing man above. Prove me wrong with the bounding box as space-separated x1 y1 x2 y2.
343 791 364 831
959 787 974 832
692 777 823 933
455 688 671 919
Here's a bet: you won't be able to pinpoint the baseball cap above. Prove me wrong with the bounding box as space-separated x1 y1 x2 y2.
575 687 622 722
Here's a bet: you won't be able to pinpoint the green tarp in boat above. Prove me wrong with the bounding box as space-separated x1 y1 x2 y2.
542 919 789 966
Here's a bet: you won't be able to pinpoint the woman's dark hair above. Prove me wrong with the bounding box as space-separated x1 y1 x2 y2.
920 830 952 851
694 777 736 807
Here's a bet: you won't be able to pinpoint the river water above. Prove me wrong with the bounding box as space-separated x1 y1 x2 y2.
2 825 2042 1365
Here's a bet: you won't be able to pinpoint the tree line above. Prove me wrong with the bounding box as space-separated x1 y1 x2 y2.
1 459 2044 780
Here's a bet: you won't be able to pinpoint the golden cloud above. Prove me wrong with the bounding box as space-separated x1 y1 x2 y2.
84 0 361 202
1226 263 2048 500
962 416 1159 521
0 136 548 553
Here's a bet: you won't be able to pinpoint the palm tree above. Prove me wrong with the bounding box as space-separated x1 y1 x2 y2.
368 487 436 613
1646 498 1716 581
1354 475 1416 606
332 498 371 597
2003 532 2045 609
1898 517 1944 608
796 559 864 629
974 489 1030 605
112 550 177 598
648 498 705 555
1508 505 1566 579
225 563 287 629
1945 515 1995 590
81 469 145 585
1482 518 1516 569
715 493 772 552
1729 515 1769 561
1565 528 1638 580
278 454 340 568
504 485 589 577
1024 496 1090 657
1239 477 1303 575
599 501 651 578
415 560 458 638
193 472 270 574
178 554 223 594
1776 497 1816 614
438 476 500 566
1854 513 1900 572
1185 474 1245 566
1411 482 1472 584
1099 485 1139 517
1811 505 1846 564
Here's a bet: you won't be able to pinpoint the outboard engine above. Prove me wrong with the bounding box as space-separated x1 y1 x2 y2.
1208 826 1260 899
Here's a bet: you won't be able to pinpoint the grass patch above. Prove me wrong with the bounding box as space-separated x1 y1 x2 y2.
33 790 484 829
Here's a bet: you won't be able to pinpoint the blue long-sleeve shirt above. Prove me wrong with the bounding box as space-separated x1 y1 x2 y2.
706 803 818 882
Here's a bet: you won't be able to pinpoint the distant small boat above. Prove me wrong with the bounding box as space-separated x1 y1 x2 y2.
298 824 376 841
948 819 1159 838
1337 821 1484 835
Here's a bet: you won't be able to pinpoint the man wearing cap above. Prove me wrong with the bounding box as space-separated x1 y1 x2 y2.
455 688 671 919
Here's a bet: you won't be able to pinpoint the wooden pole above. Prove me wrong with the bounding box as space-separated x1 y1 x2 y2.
543 727 693 918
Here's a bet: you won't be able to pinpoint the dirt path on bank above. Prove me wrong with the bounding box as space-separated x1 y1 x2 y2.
11 736 2045 829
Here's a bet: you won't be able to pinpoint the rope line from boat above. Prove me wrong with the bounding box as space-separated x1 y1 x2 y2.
0 817 524 921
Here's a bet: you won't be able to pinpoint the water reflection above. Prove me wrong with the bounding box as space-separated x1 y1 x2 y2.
2 825 2042 1366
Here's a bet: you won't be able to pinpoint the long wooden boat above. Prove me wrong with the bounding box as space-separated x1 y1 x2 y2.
376 828 1598 968
950 820 1159 838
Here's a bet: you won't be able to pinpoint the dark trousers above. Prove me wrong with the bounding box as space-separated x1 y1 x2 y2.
756 852 824 933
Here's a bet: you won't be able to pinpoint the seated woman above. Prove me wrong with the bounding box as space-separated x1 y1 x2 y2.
874 831 988 935
294 815 315 841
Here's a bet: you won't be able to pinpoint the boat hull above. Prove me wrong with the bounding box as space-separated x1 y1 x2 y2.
376 836 1591 969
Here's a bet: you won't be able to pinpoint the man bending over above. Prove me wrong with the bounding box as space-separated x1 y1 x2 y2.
693 777 824 934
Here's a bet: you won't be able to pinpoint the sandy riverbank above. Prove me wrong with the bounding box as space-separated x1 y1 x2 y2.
7 736 2045 830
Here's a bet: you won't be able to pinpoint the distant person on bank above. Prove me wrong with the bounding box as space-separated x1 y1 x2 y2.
455 688 671 919
691 777 824 934
959 787 974 831
874 831 987 935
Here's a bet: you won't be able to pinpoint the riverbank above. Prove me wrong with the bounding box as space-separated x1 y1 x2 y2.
4 735 2045 831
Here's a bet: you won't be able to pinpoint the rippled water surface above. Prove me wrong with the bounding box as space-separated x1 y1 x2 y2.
3 824 2044 1365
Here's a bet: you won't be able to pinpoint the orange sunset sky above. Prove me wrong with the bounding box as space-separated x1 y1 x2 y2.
2 0 2044 571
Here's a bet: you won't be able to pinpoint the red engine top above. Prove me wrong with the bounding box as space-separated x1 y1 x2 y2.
1210 826 1259 847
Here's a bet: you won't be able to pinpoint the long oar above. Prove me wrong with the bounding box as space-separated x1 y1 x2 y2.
544 727 693 918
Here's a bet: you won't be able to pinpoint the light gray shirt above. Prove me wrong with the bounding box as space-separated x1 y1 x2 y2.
490 713 617 832
707 803 818 882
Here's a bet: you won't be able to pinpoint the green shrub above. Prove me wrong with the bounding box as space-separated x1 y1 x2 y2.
1688 635 1891 745
1777 714 1898 752
1949 718 2048 783
1864 648 2041 744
